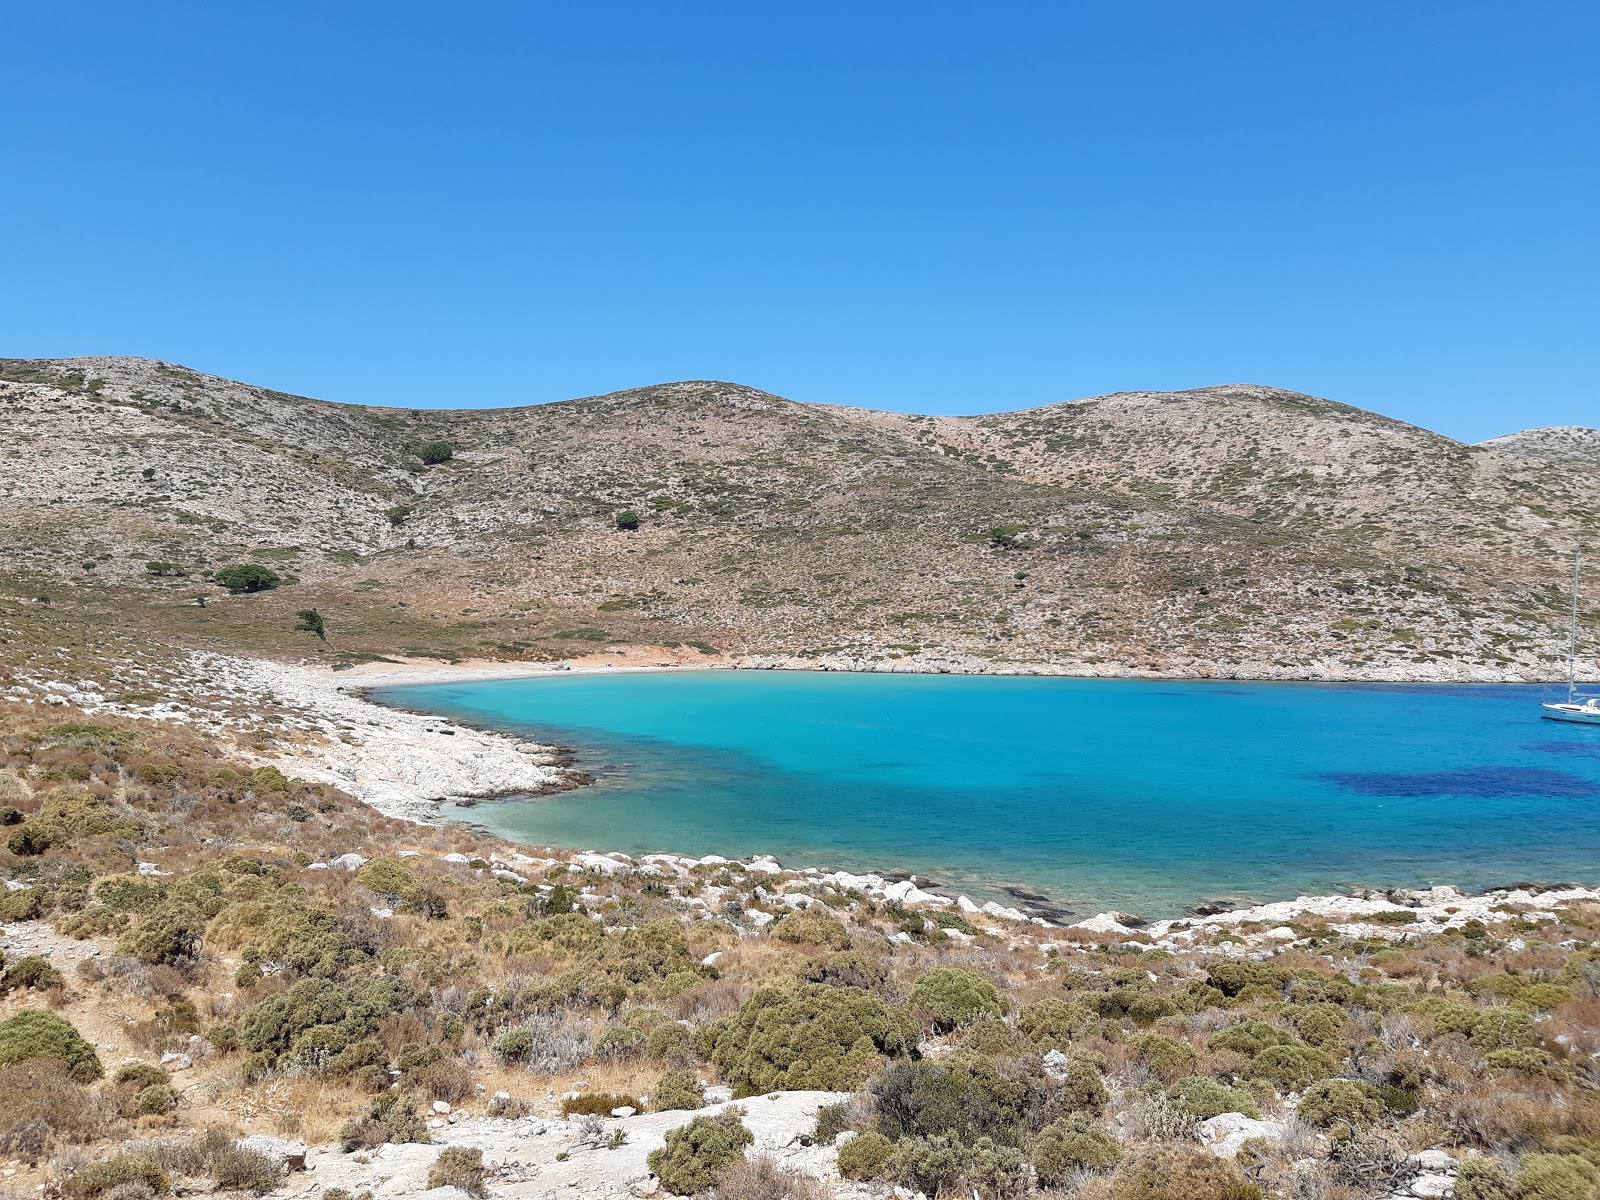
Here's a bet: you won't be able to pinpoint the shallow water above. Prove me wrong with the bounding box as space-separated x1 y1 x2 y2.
374 671 1600 917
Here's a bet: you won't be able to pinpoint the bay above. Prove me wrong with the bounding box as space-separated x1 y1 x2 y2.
373 671 1600 918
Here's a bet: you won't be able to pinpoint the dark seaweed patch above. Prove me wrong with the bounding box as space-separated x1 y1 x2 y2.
1323 766 1600 798
1530 740 1600 758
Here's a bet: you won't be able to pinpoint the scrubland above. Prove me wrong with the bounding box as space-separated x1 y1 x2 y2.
0 702 1598 1200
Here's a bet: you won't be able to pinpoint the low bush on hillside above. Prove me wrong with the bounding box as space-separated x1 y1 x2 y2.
0 1010 103 1081
700 984 918 1094
212 564 281 593
647 1110 753 1195
908 967 1004 1031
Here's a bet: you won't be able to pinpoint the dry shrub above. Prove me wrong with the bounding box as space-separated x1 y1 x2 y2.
715 1154 828 1200
561 1091 640 1117
427 1146 487 1199
408 1057 473 1103
673 973 749 1024
0 1060 117 1160
1107 1145 1261 1200
1441 1075 1600 1152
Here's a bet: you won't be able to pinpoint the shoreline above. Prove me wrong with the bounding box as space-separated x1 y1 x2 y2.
266 654 1600 923
324 651 1596 690
21 649 1597 922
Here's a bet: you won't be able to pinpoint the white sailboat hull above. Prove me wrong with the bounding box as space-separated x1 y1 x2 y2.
1542 703 1600 724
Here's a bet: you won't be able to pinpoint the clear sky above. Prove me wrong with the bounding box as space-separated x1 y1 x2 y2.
4 2 1595 441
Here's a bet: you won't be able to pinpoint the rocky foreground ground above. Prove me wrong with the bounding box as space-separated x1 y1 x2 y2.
1 668 1599 1200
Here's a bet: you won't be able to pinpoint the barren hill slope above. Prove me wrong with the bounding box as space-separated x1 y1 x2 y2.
1 356 1594 682
1477 425 1600 471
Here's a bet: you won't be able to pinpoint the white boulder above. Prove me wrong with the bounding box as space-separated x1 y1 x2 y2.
1196 1113 1287 1158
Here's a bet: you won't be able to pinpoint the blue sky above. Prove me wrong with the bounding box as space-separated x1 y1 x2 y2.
3 2 1595 441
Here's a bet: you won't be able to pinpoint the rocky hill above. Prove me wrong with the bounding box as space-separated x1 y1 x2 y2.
1 355 1595 681
1477 426 1600 471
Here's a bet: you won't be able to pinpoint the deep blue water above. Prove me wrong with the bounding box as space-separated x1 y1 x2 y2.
373 672 1600 917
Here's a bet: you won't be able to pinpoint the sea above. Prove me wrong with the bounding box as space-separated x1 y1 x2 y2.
371 671 1600 919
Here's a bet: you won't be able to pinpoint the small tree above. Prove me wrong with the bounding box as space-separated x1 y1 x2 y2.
214 564 282 593
385 504 414 526
986 524 1029 550
145 561 183 576
295 609 329 643
416 440 455 465
616 510 641 531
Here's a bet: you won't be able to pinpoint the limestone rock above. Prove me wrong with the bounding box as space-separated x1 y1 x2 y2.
1196 1113 1287 1158
239 1134 307 1172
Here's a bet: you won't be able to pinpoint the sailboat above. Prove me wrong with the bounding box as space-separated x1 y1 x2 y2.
1541 551 1600 724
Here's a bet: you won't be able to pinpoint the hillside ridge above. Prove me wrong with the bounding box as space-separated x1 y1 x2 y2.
1 354 1594 689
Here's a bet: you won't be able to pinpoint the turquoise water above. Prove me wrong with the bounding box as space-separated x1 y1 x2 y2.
373 672 1600 918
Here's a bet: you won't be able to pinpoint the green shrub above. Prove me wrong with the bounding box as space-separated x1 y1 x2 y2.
1246 1042 1329 1091
769 907 852 949
1127 1032 1198 1080
114 1063 170 1089
883 1134 1028 1198
0 1009 102 1081
1167 1076 1261 1120
652 1070 704 1112
416 441 455 465
238 976 419 1070
615 510 641 531
1454 1159 1518 1200
595 1023 647 1061
908 967 1003 1032
700 984 916 1095
495 1028 537 1063
1055 1054 1110 1114
645 1021 697 1065
213 564 281 593
1484 1047 1570 1081
1033 1114 1122 1183
961 1017 1029 1057
1515 1153 1600 1200
7 826 57 857
428 1147 487 1198
1296 1079 1385 1128
1207 1021 1297 1057
208 1145 282 1195
1365 910 1420 924
339 1094 429 1151
63 1156 168 1197
647 1110 753 1195
135 1084 177 1115
249 766 289 793
1470 1007 1536 1051
869 1056 1050 1146
355 857 417 899
1206 962 1288 999
804 950 887 991
116 913 200 965
0 956 63 993
1285 1002 1347 1047
1018 998 1098 1048
94 877 167 913
836 1129 894 1179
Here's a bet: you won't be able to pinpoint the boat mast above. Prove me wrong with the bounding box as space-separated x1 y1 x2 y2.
1568 551 1581 703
